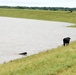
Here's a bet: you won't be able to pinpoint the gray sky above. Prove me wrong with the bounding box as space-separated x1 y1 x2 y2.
0 0 76 8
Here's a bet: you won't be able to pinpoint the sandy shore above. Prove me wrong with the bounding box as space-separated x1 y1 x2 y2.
0 17 76 64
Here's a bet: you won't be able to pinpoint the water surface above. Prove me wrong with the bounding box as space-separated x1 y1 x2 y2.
0 17 76 64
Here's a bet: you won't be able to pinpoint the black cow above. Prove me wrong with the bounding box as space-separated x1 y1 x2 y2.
19 52 27 55
63 37 71 46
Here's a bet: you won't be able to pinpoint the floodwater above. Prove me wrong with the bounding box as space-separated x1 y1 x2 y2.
0 17 76 64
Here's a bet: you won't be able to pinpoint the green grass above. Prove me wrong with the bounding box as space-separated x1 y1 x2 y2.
0 9 76 26
0 9 76 75
0 41 76 75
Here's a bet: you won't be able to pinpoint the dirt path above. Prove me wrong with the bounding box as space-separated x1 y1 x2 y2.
0 17 76 64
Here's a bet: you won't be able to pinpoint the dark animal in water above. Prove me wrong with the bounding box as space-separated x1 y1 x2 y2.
63 37 71 46
19 52 27 55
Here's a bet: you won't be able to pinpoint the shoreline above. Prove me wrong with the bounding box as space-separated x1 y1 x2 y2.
0 17 76 64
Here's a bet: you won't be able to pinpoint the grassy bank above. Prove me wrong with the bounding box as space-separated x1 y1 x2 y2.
0 9 76 26
0 9 76 75
0 41 76 75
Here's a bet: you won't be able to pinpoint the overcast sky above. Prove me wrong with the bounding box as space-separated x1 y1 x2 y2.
0 0 76 8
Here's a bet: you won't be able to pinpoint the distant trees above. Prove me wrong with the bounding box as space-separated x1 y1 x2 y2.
0 6 75 12
69 8 73 13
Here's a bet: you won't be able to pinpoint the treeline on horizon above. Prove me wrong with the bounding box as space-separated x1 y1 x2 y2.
0 6 76 11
